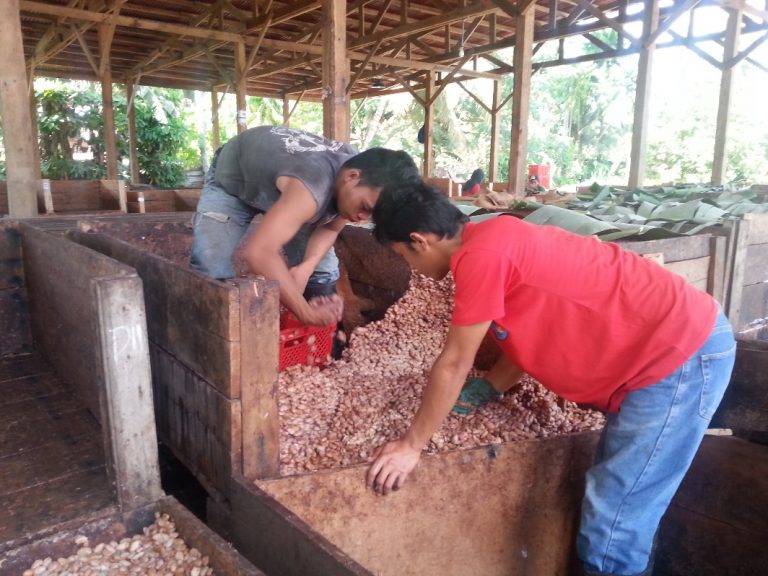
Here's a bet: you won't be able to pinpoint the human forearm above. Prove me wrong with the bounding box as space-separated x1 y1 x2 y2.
301 223 344 271
403 354 473 450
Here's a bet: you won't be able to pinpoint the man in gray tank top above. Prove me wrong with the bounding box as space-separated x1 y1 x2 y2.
191 126 419 326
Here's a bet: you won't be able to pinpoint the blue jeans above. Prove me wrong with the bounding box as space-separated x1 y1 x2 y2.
190 171 339 282
577 309 735 576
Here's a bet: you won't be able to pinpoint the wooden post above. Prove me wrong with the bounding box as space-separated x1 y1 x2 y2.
322 0 350 142
712 7 742 185
283 96 291 127
94 275 163 511
423 71 434 177
489 79 501 182
211 86 221 150
126 82 140 185
235 42 248 134
117 180 127 213
508 8 534 198
0 0 38 218
628 0 659 189
239 278 281 480
99 24 118 180
41 178 53 214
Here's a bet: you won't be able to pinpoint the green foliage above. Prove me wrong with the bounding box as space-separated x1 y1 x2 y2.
132 88 193 188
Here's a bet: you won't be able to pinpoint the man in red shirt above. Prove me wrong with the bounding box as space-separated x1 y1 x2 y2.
366 181 735 576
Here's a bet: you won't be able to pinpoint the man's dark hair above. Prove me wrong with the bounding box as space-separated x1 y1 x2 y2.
373 180 469 245
342 148 420 189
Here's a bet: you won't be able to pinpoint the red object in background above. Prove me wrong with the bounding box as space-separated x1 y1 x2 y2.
469 183 481 196
279 309 334 371
528 165 551 188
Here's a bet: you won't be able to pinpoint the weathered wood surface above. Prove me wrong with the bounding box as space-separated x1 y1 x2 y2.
0 221 32 356
20 223 135 421
656 436 768 576
149 343 240 502
239 278 281 480
94 275 162 511
231 476 372 576
620 234 713 262
71 229 241 397
1 496 264 576
77 220 193 266
255 432 600 576
0 353 114 546
711 337 768 444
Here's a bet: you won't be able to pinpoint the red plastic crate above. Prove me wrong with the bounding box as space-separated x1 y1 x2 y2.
279 309 334 371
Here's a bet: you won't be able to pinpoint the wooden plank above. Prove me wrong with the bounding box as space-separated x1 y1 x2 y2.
98 179 127 212
664 256 710 289
619 234 712 262
255 432 600 576
744 213 768 244
0 465 114 544
156 497 266 576
0 389 84 425
0 407 100 457
71 230 241 397
741 242 768 286
149 343 240 502
737 284 768 337
174 188 201 211
508 8 534 198
239 278 281 480
711 341 768 443
51 180 103 212
0 354 53 382
725 219 750 328
94 274 162 511
655 436 768 575
20 224 136 421
231 477 373 576
0 287 33 356
707 235 727 305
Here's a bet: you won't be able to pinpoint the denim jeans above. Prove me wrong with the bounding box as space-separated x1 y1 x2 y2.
577 308 735 576
190 176 339 283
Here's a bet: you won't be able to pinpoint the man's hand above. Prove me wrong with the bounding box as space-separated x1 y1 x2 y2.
366 439 421 495
297 294 344 326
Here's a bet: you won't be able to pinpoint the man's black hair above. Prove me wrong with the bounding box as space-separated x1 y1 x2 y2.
341 148 420 189
372 180 469 245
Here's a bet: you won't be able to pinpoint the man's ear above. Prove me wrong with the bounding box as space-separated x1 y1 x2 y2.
341 167 362 184
409 232 430 251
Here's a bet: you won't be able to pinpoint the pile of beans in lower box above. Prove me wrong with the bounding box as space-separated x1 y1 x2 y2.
278 273 605 475
23 513 213 576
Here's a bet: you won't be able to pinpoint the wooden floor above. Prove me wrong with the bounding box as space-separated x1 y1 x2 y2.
0 353 114 545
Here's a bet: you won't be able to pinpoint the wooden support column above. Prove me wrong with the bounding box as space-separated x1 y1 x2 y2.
628 0 659 189
235 42 248 134
508 8 534 198
211 86 221 150
126 82 140 184
0 0 38 218
322 0 350 142
423 71 435 177
99 24 118 180
489 79 501 182
712 7 743 185
283 96 290 127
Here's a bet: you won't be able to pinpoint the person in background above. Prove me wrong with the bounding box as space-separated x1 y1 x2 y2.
525 174 546 196
191 125 420 326
461 168 485 196
366 180 735 576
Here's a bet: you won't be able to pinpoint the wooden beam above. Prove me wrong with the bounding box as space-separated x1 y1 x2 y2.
1 0 39 218
236 41 248 134
712 6 743 184
423 70 435 177
628 0 659 189
211 85 221 150
126 82 140 184
489 79 501 182
508 8 534 198
574 0 639 46
645 0 702 49
99 23 118 180
322 0 350 142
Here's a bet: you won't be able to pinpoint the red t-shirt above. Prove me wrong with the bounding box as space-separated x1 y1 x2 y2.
450 217 717 412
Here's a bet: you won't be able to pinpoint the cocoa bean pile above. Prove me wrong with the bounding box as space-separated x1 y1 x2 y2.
278 273 605 475
23 513 213 576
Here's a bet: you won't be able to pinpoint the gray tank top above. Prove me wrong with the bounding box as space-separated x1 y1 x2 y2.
214 126 358 224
